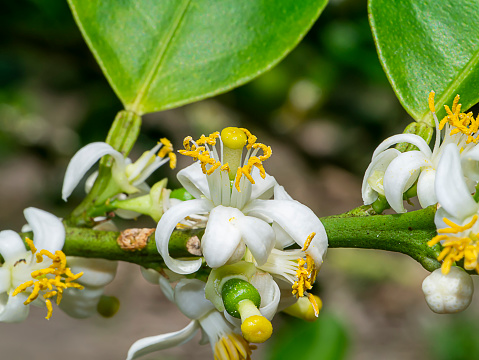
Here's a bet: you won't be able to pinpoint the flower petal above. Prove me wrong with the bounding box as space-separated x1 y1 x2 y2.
24 207 65 253
0 230 26 262
243 200 328 267
66 257 117 287
461 145 479 182
250 169 276 201
0 268 11 294
177 162 210 199
156 199 213 275
59 286 104 319
383 151 431 213
126 320 199 360
273 185 293 201
435 144 478 220
417 168 437 208
62 142 124 201
202 206 243 269
272 221 295 249
250 272 280 321
372 134 432 159
236 216 275 266
175 279 215 320
362 148 400 205
0 292 29 323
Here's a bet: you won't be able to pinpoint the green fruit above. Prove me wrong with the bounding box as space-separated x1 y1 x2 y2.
97 295 120 318
221 278 261 318
170 188 195 201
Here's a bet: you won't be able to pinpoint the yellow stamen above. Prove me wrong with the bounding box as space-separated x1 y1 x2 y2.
239 128 257 149
428 91 435 113
214 333 253 360
292 254 317 299
221 163 230 172
302 232 316 251
25 238 36 254
428 216 479 275
168 152 177 169
12 248 84 319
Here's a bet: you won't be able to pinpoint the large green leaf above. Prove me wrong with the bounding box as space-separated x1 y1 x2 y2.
68 0 328 115
369 0 479 121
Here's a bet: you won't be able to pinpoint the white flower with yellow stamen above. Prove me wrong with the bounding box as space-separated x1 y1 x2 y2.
127 279 255 360
362 92 479 213
0 208 83 322
428 143 479 274
62 138 176 201
156 127 328 275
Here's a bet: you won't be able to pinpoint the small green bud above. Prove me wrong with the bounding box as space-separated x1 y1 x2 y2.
221 278 261 318
97 295 120 318
372 194 390 215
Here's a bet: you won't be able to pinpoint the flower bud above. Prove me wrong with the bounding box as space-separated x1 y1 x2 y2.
422 267 474 314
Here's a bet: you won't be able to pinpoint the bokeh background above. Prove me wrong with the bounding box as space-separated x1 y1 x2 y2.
1 0 479 359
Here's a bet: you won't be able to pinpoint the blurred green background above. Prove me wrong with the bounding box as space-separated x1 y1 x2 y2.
1 1 479 359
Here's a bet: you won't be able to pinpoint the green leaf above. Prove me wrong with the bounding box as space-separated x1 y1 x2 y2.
267 312 349 360
369 0 479 122
68 0 328 115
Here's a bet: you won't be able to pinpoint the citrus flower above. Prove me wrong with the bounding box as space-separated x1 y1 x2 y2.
422 267 473 314
0 208 82 322
156 127 328 275
127 279 255 360
362 92 479 213
428 143 479 274
62 139 176 201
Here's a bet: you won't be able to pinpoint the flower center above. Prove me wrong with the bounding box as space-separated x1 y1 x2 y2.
12 238 84 319
428 215 479 274
429 91 479 144
179 128 272 192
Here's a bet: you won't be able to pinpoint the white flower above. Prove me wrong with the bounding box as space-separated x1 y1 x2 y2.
429 143 479 274
59 257 118 319
362 92 479 213
62 139 176 201
0 208 66 322
127 279 255 360
422 267 473 314
157 128 328 275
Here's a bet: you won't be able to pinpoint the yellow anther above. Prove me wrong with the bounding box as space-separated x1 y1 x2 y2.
158 138 173 158
234 156 267 192
302 232 316 251
220 163 230 172
214 333 254 360
25 238 36 254
292 254 317 299
439 215 478 234
428 91 436 113
45 299 53 320
240 315 273 343
306 293 320 317
239 128 257 149
221 127 247 150
283 295 322 322
12 248 84 319
168 152 177 169
183 136 193 151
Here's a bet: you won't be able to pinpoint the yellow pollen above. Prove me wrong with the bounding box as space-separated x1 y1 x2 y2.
180 133 222 175
12 247 84 320
428 216 479 275
221 163 230 172
168 152 177 169
306 293 320 317
239 128 257 149
428 91 435 113
221 127 247 149
214 333 254 360
25 238 36 254
292 254 317 299
302 232 316 251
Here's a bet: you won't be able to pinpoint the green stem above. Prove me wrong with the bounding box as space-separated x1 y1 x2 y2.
22 207 442 272
65 110 141 227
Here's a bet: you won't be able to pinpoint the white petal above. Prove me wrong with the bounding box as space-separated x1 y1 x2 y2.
0 268 11 294
66 257 117 287
0 230 26 262
435 144 478 220
156 199 213 275
158 275 175 303
250 170 277 201
273 185 293 201
175 279 215 320
0 292 29 323
243 200 328 267
272 222 295 249
383 151 431 213
361 148 400 205
236 216 275 266
59 286 104 319
249 272 280 320
461 145 479 182
434 207 463 231
372 134 432 159
417 168 437 208
126 320 199 360
62 142 124 201
177 162 210 199
202 206 243 269
258 280 280 321
24 207 65 253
